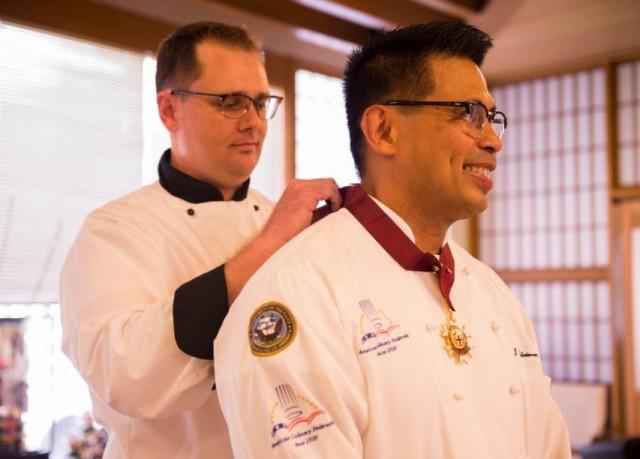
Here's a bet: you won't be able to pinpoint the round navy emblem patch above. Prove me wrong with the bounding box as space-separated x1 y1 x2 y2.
249 302 297 357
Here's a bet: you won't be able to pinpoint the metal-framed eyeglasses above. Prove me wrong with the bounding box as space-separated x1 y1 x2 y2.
170 89 284 120
381 100 508 139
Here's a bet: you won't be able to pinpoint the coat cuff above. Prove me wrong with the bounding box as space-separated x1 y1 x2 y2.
173 264 229 359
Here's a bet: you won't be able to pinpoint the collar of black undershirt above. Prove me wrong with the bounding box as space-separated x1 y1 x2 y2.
158 149 250 203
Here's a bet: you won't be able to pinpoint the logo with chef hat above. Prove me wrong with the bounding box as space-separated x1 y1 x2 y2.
358 299 399 344
269 384 335 449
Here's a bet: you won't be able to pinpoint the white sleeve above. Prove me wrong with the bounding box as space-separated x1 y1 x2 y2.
215 266 368 459
60 211 212 419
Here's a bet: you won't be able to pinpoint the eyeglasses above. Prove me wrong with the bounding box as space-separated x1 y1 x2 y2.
170 89 284 120
381 100 508 139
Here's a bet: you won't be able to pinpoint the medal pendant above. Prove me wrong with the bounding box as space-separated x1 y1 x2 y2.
440 311 472 364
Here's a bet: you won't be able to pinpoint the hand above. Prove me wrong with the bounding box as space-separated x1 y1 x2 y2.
260 178 341 247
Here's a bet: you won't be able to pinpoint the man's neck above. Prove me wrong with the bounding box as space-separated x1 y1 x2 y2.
361 181 449 253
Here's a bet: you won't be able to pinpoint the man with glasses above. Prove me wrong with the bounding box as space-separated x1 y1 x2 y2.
215 21 570 458
60 21 340 458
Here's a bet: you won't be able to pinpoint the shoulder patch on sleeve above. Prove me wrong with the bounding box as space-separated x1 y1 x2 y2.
249 302 297 357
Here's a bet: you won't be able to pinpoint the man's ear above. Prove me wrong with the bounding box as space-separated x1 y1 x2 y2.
360 105 397 157
157 89 180 132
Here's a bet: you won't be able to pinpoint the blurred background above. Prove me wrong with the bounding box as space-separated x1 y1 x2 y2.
0 0 639 457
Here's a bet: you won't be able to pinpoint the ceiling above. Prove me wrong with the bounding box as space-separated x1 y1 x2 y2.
4 0 640 83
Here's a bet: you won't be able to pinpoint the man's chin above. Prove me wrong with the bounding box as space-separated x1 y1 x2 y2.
459 198 489 220
229 163 259 183
475 200 489 214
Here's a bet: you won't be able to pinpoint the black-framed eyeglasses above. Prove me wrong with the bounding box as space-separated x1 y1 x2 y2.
170 89 284 120
381 100 507 139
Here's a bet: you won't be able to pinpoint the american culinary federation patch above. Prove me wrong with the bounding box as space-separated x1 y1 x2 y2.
249 302 297 357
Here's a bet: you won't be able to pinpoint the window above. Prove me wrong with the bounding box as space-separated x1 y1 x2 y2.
0 22 145 306
295 69 358 186
0 20 147 452
482 69 612 383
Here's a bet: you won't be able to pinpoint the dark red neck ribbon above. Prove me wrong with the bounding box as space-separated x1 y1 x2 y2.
312 185 456 311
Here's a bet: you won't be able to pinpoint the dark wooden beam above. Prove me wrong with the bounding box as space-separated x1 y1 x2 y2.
305 0 456 26
0 0 175 53
447 0 488 13
209 0 374 45
410 0 488 18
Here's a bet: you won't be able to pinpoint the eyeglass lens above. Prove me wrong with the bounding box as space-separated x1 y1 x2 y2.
468 103 505 138
221 94 280 120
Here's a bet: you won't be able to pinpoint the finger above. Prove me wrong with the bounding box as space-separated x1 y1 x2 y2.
306 178 341 211
325 182 343 211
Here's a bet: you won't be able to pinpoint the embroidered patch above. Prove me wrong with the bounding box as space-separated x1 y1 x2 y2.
249 302 297 357
357 299 410 357
269 383 334 449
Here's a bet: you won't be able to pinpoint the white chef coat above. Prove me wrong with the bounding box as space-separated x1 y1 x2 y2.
215 199 571 459
61 181 273 458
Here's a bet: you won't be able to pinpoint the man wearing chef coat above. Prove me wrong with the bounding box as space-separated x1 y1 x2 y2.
215 21 571 459
60 21 340 458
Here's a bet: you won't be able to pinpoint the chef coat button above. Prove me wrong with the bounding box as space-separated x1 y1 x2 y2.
187 208 195 216
453 392 463 401
491 321 500 332
509 384 520 395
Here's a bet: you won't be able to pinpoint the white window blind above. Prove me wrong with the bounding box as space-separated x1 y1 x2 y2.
0 22 145 303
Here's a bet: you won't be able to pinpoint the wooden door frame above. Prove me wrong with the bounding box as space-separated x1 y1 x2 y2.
612 199 640 436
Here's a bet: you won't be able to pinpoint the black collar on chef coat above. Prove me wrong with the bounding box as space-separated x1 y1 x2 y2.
158 149 250 203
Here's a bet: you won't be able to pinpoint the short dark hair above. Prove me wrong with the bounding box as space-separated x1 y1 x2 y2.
155 21 263 92
343 21 493 174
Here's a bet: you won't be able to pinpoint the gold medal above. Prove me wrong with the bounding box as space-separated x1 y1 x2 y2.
440 308 472 364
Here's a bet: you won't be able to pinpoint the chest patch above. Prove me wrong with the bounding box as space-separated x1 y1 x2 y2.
357 299 409 357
